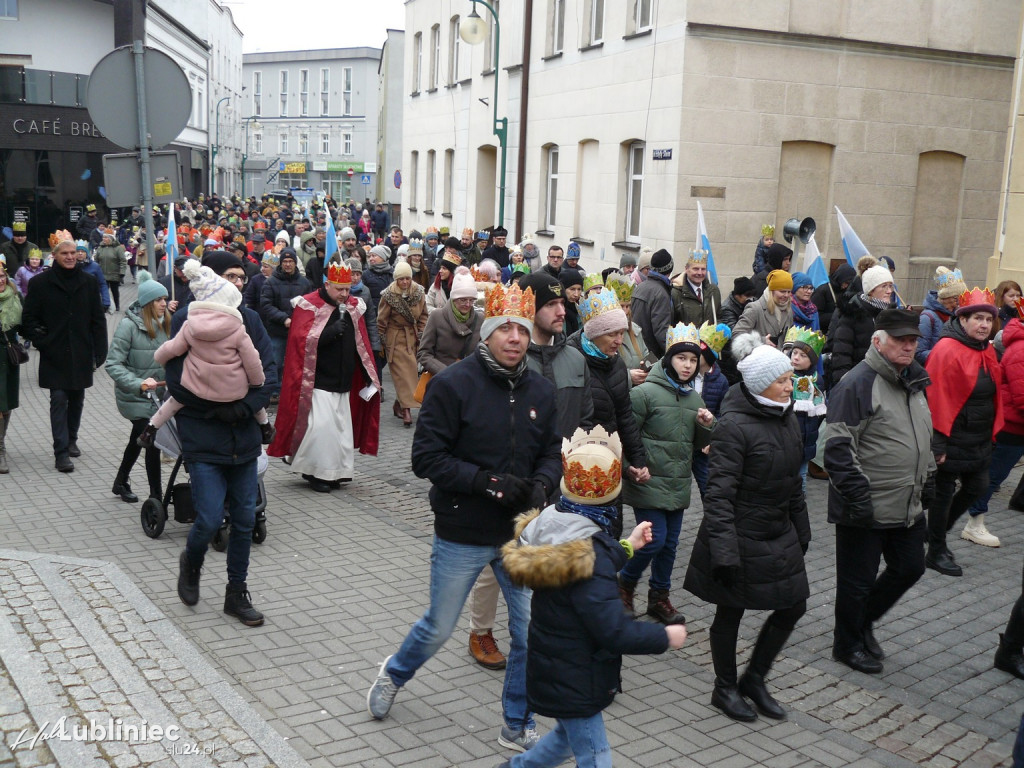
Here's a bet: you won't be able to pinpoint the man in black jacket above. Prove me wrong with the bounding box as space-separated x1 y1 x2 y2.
258 248 312 399
21 237 108 472
367 283 561 754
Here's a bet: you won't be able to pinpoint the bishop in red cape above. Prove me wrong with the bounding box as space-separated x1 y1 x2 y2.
268 261 380 493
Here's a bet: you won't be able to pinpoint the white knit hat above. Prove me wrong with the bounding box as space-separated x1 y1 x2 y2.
450 266 478 300
861 265 894 297
183 259 241 308
733 332 792 394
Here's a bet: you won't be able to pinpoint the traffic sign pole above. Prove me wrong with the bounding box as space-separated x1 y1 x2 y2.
132 40 157 279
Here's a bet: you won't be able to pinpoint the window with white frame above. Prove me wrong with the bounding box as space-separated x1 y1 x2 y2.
280 132 289 154
321 132 330 154
0 0 17 19
483 1 499 72
444 149 454 214
626 141 644 241
320 68 329 115
551 0 565 54
589 0 604 44
426 150 436 211
413 32 422 92
635 0 652 31
253 71 262 117
544 146 559 229
279 70 288 116
342 67 352 115
299 69 309 116
253 132 263 154
409 150 419 209
449 16 461 83
299 132 308 155
430 24 440 90
343 131 353 155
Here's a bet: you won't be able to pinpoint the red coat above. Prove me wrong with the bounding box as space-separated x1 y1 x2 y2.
925 333 1003 439
268 289 381 458
1000 319 1024 436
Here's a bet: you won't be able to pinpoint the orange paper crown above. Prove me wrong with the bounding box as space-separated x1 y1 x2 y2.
484 283 536 323
1014 296 1024 320
326 261 352 286
957 287 996 312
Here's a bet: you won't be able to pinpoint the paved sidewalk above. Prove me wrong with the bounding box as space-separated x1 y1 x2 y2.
0 282 1022 766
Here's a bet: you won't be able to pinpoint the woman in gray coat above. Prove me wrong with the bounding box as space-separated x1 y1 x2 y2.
104 272 169 503
416 269 482 375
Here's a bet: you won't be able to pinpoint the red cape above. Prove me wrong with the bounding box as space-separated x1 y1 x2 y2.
268 290 381 458
925 335 1003 438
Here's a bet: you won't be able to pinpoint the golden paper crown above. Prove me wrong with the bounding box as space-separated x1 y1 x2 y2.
560 425 623 505
957 287 996 312
784 325 826 357
579 288 621 325
484 283 536 323
605 274 634 304
699 321 732 358
582 273 604 294
48 230 73 248
27 247 43 262
688 249 709 265
326 261 352 286
470 265 485 281
665 322 700 352
761 224 775 237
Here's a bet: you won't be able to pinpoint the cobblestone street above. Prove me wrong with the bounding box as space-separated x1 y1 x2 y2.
1 283 1022 767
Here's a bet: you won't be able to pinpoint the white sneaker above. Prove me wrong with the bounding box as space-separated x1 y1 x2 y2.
962 514 1000 547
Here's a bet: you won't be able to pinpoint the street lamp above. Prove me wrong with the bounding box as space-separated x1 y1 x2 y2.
460 1 507 230
211 96 231 196
241 116 262 199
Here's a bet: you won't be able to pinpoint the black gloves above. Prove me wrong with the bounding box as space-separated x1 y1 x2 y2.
922 472 936 510
321 313 349 341
473 472 532 509
209 402 252 423
712 565 739 589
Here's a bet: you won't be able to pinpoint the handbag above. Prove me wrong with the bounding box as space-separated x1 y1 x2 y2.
414 371 432 404
4 335 28 366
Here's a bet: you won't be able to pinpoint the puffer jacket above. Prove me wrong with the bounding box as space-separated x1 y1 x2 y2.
684 384 810 610
259 266 313 338
525 334 595 440
623 360 712 511
104 302 168 421
825 344 934 528
631 273 674 357
502 507 669 719
915 290 953 364
811 263 855 336
566 331 645 467
1001 319 1024 436
828 293 885 385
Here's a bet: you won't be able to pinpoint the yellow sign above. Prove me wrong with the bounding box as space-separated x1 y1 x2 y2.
153 181 172 197
283 162 306 174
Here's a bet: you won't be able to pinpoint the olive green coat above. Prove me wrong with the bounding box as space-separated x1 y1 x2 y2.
104 302 168 421
622 360 713 511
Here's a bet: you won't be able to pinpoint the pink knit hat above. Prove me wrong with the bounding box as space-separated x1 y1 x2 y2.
450 267 478 300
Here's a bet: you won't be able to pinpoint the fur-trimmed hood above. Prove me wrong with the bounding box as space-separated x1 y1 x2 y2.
501 507 599 589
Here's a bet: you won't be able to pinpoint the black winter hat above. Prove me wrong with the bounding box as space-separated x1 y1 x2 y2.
733 276 756 297
558 270 584 289
201 250 243 276
520 272 565 309
651 249 673 274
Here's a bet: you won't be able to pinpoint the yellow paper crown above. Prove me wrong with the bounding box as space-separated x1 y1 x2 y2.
688 249 709 265
698 321 732 358
784 325 826 357
560 425 623 505
582 273 604 294
761 224 775 237
485 283 536 323
27 247 43 262
579 288 621 325
665 322 700 351
605 273 634 303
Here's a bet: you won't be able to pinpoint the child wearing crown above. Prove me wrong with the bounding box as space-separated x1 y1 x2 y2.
692 322 732 501
782 326 827 489
501 426 686 768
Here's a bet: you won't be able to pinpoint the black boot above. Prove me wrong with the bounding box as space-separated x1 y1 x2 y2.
224 582 265 626
709 629 757 722
646 589 685 625
177 550 201 606
68 439 81 458
995 633 1024 680
1010 477 1024 511
738 622 792 720
112 473 139 503
925 545 962 577
617 576 637 617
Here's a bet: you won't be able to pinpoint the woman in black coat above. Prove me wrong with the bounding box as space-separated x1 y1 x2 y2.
684 333 810 722
827 265 893 387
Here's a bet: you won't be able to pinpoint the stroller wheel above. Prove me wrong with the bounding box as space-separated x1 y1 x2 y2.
252 519 267 544
211 525 228 552
141 498 166 539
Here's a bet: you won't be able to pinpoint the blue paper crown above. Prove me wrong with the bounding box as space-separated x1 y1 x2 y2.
579 288 621 325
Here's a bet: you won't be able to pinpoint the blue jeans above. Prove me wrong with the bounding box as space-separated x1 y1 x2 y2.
692 450 709 501
185 460 257 584
269 335 288 396
618 507 684 591
508 713 611 768
386 536 533 731
969 442 1024 516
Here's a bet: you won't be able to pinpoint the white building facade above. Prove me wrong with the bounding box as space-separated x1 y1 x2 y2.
241 48 382 202
377 29 405 210
402 0 1020 296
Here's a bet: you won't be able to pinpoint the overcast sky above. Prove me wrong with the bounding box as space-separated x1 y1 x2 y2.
224 0 407 52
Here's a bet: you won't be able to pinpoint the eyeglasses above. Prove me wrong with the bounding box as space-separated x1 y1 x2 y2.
223 273 247 285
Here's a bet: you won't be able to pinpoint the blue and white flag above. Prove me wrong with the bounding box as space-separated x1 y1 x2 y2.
695 201 718 285
322 210 339 283
835 206 868 268
802 234 830 289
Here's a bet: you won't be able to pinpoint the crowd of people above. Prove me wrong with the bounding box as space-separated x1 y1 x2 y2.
4 196 1024 766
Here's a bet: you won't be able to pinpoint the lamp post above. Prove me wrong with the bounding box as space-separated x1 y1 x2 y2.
211 96 231 196
460 1 507 230
241 116 262 199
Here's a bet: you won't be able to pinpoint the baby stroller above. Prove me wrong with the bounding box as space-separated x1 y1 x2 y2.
140 387 269 548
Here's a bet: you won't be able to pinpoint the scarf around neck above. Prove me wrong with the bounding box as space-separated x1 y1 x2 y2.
580 332 609 359
556 496 617 535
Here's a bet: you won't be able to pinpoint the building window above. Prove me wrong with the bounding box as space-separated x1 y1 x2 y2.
343 67 352 115
299 69 308 116
0 0 17 19
279 172 307 189
343 132 353 155
320 173 350 201
279 70 288 117
299 132 308 155
449 16 461 84
410 150 419 210
253 132 263 154
588 0 604 44
280 132 289 155
320 68 329 115
430 24 440 90
626 141 644 241
253 71 262 117
551 0 565 54
634 0 652 31
321 132 330 154
426 149 436 211
444 148 454 214
544 145 559 229
413 32 422 92
483 1 499 71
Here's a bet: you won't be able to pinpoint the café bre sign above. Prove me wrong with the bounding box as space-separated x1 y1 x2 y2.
12 118 104 137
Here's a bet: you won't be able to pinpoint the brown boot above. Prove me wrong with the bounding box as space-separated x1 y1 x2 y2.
808 461 829 480
617 575 637 617
646 589 686 625
469 631 507 670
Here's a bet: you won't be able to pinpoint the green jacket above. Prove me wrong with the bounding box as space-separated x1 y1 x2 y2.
94 243 127 281
104 302 168 421
622 360 713 510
